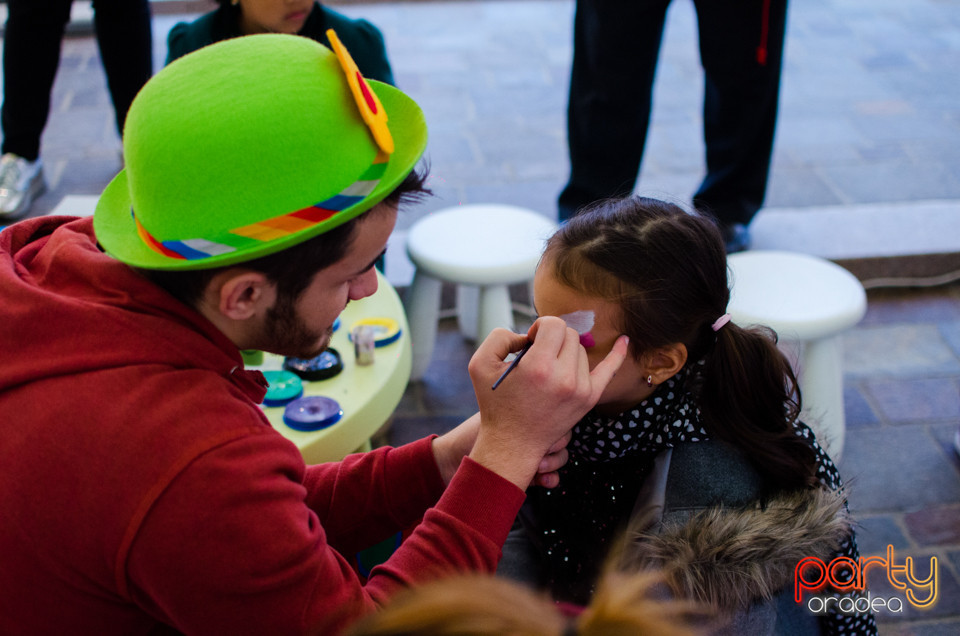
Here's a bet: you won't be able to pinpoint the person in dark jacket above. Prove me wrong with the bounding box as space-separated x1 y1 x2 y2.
166 0 394 86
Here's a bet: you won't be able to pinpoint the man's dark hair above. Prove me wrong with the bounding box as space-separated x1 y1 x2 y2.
137 165 430 308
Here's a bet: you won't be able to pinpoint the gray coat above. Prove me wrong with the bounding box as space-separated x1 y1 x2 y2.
624 440 851 635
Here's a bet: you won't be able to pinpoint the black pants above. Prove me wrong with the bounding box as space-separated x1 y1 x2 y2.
558 0 788 225
1 0 153 161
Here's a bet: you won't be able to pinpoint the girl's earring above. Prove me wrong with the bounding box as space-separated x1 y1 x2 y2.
646 375 653 387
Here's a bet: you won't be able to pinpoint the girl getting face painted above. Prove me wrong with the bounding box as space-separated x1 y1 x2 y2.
508 197 875 636
535 267 678 416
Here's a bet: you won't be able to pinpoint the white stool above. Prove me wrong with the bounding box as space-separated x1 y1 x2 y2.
727 250 867 460
405 204 557 381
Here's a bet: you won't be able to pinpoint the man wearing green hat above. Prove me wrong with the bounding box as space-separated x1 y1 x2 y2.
0 34 627 634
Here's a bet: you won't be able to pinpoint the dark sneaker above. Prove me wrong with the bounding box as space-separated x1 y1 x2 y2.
721 222 751 254
0 153 45 220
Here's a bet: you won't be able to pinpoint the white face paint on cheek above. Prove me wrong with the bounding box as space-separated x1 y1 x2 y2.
558 310 596 347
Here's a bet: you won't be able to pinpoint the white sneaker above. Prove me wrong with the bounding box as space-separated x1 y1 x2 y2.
0 153 45 220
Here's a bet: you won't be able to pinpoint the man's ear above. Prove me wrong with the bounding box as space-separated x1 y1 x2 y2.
644 343 688 385
213 269 274 321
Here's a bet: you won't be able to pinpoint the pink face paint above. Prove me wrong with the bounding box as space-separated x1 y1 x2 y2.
558 310 596 348
492 309 596 391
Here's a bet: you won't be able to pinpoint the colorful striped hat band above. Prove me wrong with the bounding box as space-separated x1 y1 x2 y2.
133 151 388 261
134 29 394 262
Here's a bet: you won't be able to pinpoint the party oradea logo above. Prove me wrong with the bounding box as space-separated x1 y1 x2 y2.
794 545 938 615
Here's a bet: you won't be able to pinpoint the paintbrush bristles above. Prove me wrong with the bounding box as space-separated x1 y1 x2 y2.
558 310 595 335
491 311 597 390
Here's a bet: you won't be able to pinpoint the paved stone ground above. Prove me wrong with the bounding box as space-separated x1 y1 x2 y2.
2 0 958 631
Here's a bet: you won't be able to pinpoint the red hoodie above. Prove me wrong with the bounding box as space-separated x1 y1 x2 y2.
0 217 524 635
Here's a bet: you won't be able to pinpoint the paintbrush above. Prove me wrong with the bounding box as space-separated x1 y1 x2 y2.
490 310 595 390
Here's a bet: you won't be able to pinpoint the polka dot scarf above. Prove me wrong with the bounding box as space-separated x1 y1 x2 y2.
569 365 708 463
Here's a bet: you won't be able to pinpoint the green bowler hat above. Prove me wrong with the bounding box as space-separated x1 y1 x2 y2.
94 33 427 270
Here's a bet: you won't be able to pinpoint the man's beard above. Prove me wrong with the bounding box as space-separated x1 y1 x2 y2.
263 291 333 359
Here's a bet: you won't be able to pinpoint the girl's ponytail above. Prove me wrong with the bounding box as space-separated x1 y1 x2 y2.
697 321 818 491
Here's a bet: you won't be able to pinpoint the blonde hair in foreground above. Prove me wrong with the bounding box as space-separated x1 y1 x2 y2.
344 570 711 636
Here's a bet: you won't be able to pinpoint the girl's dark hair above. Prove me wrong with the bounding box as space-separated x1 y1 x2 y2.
137 165 430 308
544 197 817 491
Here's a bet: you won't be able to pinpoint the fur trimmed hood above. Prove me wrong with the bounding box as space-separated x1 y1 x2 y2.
623 487 850 613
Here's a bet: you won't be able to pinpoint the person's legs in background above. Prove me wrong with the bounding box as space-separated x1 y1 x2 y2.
690 0 788 253
91 0 153 137
0 0 152 221
0 0 73 219
0 0 72 163
558 0 670 222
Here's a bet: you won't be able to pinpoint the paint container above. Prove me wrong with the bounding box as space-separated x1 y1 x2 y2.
283 396 343 431
352 325 376 366
262 370 303 407
240 349 264 366
284 348 344 382
349 317 401 347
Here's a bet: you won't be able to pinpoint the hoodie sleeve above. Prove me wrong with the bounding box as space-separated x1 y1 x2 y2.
124 430 524 635
300 437 447 554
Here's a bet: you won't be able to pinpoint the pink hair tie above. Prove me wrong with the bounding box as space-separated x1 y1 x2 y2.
711 313 732 332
